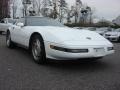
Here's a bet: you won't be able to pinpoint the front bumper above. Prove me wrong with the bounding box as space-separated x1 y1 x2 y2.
45 41 114 60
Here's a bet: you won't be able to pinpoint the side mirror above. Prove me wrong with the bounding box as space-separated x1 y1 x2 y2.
17 23 24 27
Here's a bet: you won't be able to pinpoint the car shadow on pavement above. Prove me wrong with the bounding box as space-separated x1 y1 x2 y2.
45 59 111 72
12 46 111 72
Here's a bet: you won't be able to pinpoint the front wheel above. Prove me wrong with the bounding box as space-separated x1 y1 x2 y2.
31 34 46 64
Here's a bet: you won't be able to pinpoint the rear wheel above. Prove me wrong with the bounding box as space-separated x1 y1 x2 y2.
6 31 15 48
30 34 46 64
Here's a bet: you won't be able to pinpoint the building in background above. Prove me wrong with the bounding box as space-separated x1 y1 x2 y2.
0 0 10 20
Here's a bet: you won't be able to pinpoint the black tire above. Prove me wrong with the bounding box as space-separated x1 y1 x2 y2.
30 34 46 64
0 31 3 35
6 31 15 48
118 37 120 42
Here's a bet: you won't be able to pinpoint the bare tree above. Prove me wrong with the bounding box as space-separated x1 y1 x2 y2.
58 0 67 22
80 6 95 25
75 0 82 23
50 0 58 19
31 0 42 16
41 0 52 17
37 0 42 15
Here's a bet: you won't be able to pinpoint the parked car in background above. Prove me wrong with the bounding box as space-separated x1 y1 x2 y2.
6 16 114 64
104 28 120 42
94 27 111 36
0 18 16 34
73 27 96 31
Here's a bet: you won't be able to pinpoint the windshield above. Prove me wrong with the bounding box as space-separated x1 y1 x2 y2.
8 19 17 24
96 29 107 32
25 17 64 27
86 27 96 31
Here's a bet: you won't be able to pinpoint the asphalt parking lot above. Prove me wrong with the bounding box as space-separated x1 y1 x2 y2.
0 34 120 90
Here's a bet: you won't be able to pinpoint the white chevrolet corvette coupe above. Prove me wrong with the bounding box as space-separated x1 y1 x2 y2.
6 16 114 64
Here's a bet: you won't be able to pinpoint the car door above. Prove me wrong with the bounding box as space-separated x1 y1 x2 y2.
12 25 29 47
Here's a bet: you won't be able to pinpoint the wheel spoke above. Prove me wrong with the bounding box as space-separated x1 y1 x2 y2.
32 39 41 61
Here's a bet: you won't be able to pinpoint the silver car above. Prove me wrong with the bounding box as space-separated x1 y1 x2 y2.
104 29 120 42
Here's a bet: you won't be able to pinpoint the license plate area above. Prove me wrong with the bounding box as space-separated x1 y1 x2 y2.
94 48 105 56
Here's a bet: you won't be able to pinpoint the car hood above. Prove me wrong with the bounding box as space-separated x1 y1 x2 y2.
27 26 109 44
43 27 106 40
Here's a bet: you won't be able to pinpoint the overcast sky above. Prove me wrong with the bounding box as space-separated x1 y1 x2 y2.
66 0 120 21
